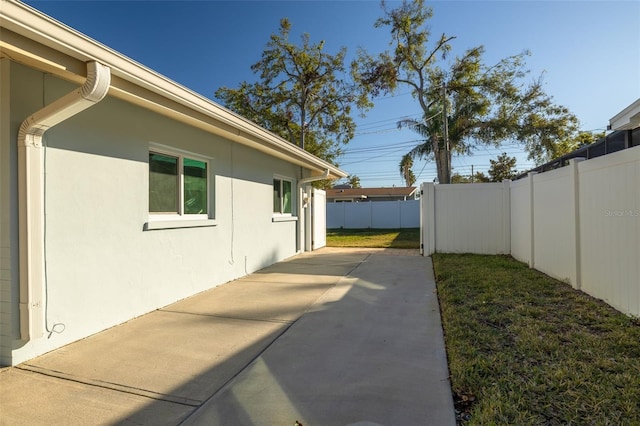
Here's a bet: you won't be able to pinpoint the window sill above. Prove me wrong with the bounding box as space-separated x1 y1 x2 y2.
144 219 218 231
272 215 298 223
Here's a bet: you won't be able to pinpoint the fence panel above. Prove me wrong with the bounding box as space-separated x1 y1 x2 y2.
510 177 532 265
400 200 420 228
326 202 345 229
344 202 373 228
312 189 327 250
532 164 579 286
371 201 401 228
326 200 420 229
578 148 640 316
433 183 510 254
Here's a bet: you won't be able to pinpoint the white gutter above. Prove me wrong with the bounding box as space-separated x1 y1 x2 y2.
17 61 111 340
297 169 330 252
298 169 331 213
298 169 330 188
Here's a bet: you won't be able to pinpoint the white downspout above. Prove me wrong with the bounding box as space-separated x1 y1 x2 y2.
17 61 111 341
297 169 330 253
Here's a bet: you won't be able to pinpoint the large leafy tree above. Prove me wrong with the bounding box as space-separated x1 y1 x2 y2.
452 171 489 184
488 152 518 182
546 130 605 162
215 18 372 164
354 0 579 183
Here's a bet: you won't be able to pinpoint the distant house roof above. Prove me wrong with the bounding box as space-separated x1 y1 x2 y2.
327 186 417 201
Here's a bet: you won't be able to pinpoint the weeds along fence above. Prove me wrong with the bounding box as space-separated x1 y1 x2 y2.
327 200 420 229
420 145 640 317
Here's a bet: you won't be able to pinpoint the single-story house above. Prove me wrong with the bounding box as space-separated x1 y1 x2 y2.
326 186 418 203
0 0 346 366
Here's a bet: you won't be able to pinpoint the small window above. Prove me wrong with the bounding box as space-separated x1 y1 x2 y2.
273 177 293 215
183 158 208 214
149 149 209 218
149 153 179 213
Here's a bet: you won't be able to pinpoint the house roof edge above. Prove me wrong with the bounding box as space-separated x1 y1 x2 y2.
1 0 347 179
609 98 640 131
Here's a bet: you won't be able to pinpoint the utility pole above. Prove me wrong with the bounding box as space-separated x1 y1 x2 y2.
442 84 450 184
471 165 474 183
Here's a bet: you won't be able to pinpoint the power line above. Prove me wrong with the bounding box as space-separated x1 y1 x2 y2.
353 127 403 137
354 112 422 130
353 116 424 136
415 159 431 182
340 146 413 166
340 139 424 154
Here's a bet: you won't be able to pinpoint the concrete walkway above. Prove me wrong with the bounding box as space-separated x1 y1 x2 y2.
0 248 455 426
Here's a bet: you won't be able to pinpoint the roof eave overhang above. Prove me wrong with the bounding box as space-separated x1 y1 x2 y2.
609 98 640 131
0 0 347 179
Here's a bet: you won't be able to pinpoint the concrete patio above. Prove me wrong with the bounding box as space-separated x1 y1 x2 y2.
0 247 455 425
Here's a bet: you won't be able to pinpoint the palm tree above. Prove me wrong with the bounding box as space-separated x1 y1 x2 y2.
399 153 416 187
397 104 455 184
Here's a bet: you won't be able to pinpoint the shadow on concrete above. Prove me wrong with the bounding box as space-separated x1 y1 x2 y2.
5 248 454 425
177 252 454 425
128 249 451 425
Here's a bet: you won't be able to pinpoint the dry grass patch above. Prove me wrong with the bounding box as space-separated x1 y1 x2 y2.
433 253 640 425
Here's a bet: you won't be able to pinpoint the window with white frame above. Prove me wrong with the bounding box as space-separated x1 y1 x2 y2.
149 149 210 219
273 177 293 215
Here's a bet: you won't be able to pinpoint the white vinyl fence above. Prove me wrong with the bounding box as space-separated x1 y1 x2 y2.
421 182 511 255
421 146 640 317
311 188 327 250
327 200 420 229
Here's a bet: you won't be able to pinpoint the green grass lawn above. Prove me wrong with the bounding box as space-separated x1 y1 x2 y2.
326 228 420 249
432 253 640 425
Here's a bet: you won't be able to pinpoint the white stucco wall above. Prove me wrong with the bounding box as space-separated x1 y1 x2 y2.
2 62 303 365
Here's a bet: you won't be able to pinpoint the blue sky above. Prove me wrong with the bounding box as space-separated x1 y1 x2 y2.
25 1 640 186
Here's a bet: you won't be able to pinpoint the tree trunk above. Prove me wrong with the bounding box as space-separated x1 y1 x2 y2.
435 149 451 184
300 108 306 149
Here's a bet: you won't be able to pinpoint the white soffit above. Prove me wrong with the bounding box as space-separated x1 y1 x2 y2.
610 98 640 131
